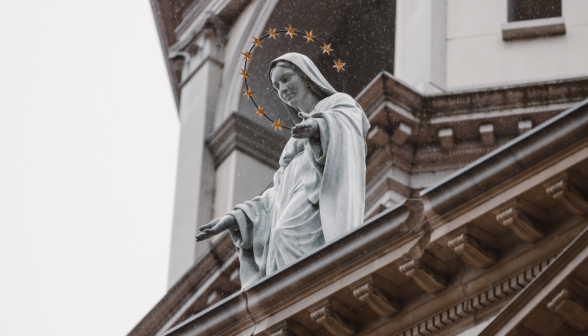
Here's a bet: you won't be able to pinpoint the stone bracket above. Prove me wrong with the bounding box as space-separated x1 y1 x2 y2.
545 170 588 216
266 320 312 336
269 329 295 336
391 123 412 145
367 126 390 147
448 231 498 268
350 275 401 317
399 259 446 294
513 326 540 336
308 298 357 336
495 199 544 243
479 124 496 146
438 128 454 150
547 288 588 332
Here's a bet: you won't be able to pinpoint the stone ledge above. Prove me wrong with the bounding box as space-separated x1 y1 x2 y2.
207 112 286 169
502 17 566 41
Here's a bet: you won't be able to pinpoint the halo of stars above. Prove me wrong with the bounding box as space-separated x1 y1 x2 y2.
240 26 346 131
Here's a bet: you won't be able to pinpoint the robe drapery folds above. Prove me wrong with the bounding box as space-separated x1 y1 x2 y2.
228 53 370 286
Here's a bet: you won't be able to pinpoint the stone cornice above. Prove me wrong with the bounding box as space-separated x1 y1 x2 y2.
357 72 588 119
207 112 285 169
360 75 588 214
178 55 224 89
421 98 588 218
360 73 588 157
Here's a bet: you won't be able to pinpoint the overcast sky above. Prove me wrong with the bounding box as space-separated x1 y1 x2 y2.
0 1 178 335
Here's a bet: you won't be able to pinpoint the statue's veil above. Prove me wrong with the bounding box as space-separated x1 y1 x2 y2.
268 53 338 117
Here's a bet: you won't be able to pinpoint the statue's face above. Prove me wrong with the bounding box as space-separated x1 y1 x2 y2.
271 66 313 109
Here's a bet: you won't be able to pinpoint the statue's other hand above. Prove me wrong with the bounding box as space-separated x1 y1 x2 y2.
292 112 319 139
195 215 237 241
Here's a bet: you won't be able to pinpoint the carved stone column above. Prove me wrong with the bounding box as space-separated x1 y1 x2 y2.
308 298 357 336
545 171 588 216
350 275 401 317
495 199 544 243
547 288 588 331
399 259 446 294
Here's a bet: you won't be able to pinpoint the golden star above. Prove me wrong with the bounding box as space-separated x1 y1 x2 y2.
267 28 279 40
304 30 316 43
254 106 266 118
272 118 284 131
333 58 346 72
284 25 297 39
320 42 333 55
241 51 253 61
251 36 263 48
239 69 250 80
243 88 255 100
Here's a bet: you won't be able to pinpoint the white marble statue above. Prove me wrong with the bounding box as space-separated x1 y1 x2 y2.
196 53 370 287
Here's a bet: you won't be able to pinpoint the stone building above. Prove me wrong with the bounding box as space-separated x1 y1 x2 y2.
130 0 588 335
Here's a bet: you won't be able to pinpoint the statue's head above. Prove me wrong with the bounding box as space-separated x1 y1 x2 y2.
270 60 325 110
268 53 337 113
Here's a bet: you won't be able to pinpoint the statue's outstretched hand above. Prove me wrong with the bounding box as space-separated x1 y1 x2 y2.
292 112 319 139
195 215 237 241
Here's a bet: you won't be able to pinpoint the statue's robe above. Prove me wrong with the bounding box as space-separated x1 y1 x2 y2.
228 92 370 286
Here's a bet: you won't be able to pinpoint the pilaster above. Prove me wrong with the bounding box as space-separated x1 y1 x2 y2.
168 24 225 288
394 0 447 93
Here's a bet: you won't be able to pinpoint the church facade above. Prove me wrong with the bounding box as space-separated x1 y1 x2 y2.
130 1 588 335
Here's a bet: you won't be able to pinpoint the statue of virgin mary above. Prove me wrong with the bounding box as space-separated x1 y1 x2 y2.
196 53 370 287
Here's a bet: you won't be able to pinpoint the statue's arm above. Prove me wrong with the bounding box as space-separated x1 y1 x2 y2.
196 167 281 243
291 112 320 139
195 215 238 241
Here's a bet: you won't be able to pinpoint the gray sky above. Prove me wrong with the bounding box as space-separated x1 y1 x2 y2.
0 1 178 335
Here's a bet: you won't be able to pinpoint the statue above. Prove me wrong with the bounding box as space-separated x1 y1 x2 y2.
196 53 370 287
